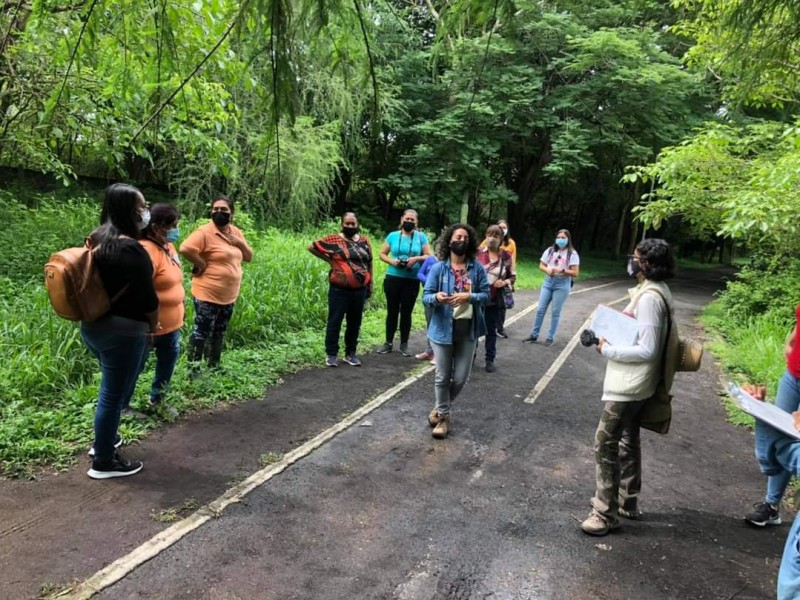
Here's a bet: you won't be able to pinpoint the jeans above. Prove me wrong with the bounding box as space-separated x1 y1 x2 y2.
383 275 420 344
497 305 507 333
326 285 367 356
484 305 500 363
423 304 434 354
780 514 800 600
81 325 149 462
145 329 181 402
764 371 800 504
591 399 647 519
431 321 478 415
530 276 572 341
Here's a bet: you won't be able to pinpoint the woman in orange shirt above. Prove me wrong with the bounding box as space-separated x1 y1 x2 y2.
140 204 185 414
180 196 253 371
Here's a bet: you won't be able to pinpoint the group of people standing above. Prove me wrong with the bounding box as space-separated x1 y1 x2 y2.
82 184 252 479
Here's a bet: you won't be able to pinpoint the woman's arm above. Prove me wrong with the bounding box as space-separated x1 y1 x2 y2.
600 293 666 362
180 230 207 275
469 263 490 306
379 240 400 267
408 238 431 266
422 262 443 306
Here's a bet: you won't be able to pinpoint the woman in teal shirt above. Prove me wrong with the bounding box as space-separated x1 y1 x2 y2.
377 209 431 356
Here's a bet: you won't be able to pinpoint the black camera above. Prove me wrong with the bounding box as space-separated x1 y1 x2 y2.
580 329 600 347
398 258 409 269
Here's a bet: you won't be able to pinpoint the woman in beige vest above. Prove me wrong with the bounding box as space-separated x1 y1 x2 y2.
581 238 675 536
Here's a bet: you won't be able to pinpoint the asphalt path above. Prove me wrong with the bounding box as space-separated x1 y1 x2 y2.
0 269 790 599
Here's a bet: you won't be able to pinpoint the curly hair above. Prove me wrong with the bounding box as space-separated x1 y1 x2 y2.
437 223 479 261
637 238 675 281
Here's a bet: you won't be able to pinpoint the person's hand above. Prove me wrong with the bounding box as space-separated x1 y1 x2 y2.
793 411 800 431
406 256 419 266
548 266 556 276
191 261 207 276
435 291 449 304
448 292 470 307
596 337 608 354
493 279 506 288
742 383 767 401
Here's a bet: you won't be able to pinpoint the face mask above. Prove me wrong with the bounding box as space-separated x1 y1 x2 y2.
342 226 359 238
212 211 231 227
487 238 500 251
165 228 180 243
555 237 568 249
627 256 641 277
137 209 151 230
402 221 415 232
450 241 467 256
500 227 508 237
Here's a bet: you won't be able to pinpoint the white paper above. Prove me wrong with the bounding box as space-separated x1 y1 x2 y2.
589 305 639 347
728 382 800 440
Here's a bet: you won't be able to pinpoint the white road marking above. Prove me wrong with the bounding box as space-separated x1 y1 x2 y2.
62 278 626 599
523 295 628 404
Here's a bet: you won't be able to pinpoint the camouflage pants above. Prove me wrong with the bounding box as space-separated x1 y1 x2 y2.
591 399 647 519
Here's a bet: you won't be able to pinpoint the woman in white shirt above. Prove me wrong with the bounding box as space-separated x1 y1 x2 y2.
580 238 675 537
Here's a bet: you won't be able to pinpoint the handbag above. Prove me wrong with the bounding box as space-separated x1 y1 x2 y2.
499 255 515 308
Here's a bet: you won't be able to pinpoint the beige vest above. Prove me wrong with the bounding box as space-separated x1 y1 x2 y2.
602 280 673 402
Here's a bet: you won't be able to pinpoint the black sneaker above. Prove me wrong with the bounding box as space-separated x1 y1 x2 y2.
496 329 508 339
399 343 412 357
376 342 393 354
88 435 123 458
485 361 496 373
87 453 143 480
745 501 781 527
522 336 538 343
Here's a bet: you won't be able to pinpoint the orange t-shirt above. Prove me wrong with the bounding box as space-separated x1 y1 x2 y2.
180 222 247 305
140 240 186 335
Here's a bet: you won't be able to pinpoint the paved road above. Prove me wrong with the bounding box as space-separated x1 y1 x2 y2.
1 270 788 599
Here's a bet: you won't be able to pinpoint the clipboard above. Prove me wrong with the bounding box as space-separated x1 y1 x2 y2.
728 382 800 440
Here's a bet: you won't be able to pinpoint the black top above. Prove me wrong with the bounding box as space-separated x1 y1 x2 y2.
96 238 159 323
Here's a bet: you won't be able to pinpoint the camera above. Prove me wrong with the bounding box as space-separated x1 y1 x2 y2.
397 258 409 269
580 329 600 347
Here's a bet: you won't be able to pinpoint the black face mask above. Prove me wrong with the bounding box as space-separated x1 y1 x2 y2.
450 241 467 256
342 226 359 238
212 211 231 227
401 221 415 232
627 256 641 278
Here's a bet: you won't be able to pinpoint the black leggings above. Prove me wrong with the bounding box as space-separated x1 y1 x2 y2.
383 275 420 344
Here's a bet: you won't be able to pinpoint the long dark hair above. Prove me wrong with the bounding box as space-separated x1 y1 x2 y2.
637 238 675 281
90 183 144 260
437 223 479 261
498 219 510 244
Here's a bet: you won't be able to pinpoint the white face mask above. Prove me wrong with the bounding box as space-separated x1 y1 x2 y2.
138 209 151 230
500 227 508 237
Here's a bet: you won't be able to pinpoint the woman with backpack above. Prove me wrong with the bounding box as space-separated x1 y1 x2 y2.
82 183 159 479
180 196 253 373
522 229 580 346
139 204 185 416
580 238 675 536
422 224 489 439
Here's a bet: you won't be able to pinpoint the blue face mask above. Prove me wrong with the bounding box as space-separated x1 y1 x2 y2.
555 238 568 249
165 228 180 243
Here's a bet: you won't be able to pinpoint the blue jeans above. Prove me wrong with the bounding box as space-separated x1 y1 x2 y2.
431 321 478 415
764 371 800 504
423 304 434 354
326 285 367 356
530 276 572 341
81 324 148 462
484 305 500 362
780 512 800 599
146 329 182 402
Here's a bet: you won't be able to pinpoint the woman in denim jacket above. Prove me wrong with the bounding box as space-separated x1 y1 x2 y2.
422 224 489 439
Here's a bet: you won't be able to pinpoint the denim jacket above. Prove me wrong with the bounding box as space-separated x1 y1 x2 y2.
422 258 489 344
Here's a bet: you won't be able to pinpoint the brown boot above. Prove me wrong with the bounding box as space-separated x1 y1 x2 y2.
428 408 440 428
432 413 450 439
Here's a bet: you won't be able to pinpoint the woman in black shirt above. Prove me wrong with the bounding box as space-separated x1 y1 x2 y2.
81 183 158 479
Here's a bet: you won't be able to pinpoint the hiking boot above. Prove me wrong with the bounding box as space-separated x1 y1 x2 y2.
343 354 362 367
496 329 508 339
580 511 620 536
88 435 123 458
544 338 554 347
618 507 642 520
415 351 434 360
522 336 538 343
432 413 451 439
485 361 496 373
326 356 339 367
87 453 143 480
399 343 412 357
377 342 393 354
745 501 781 527
428 408 440 428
